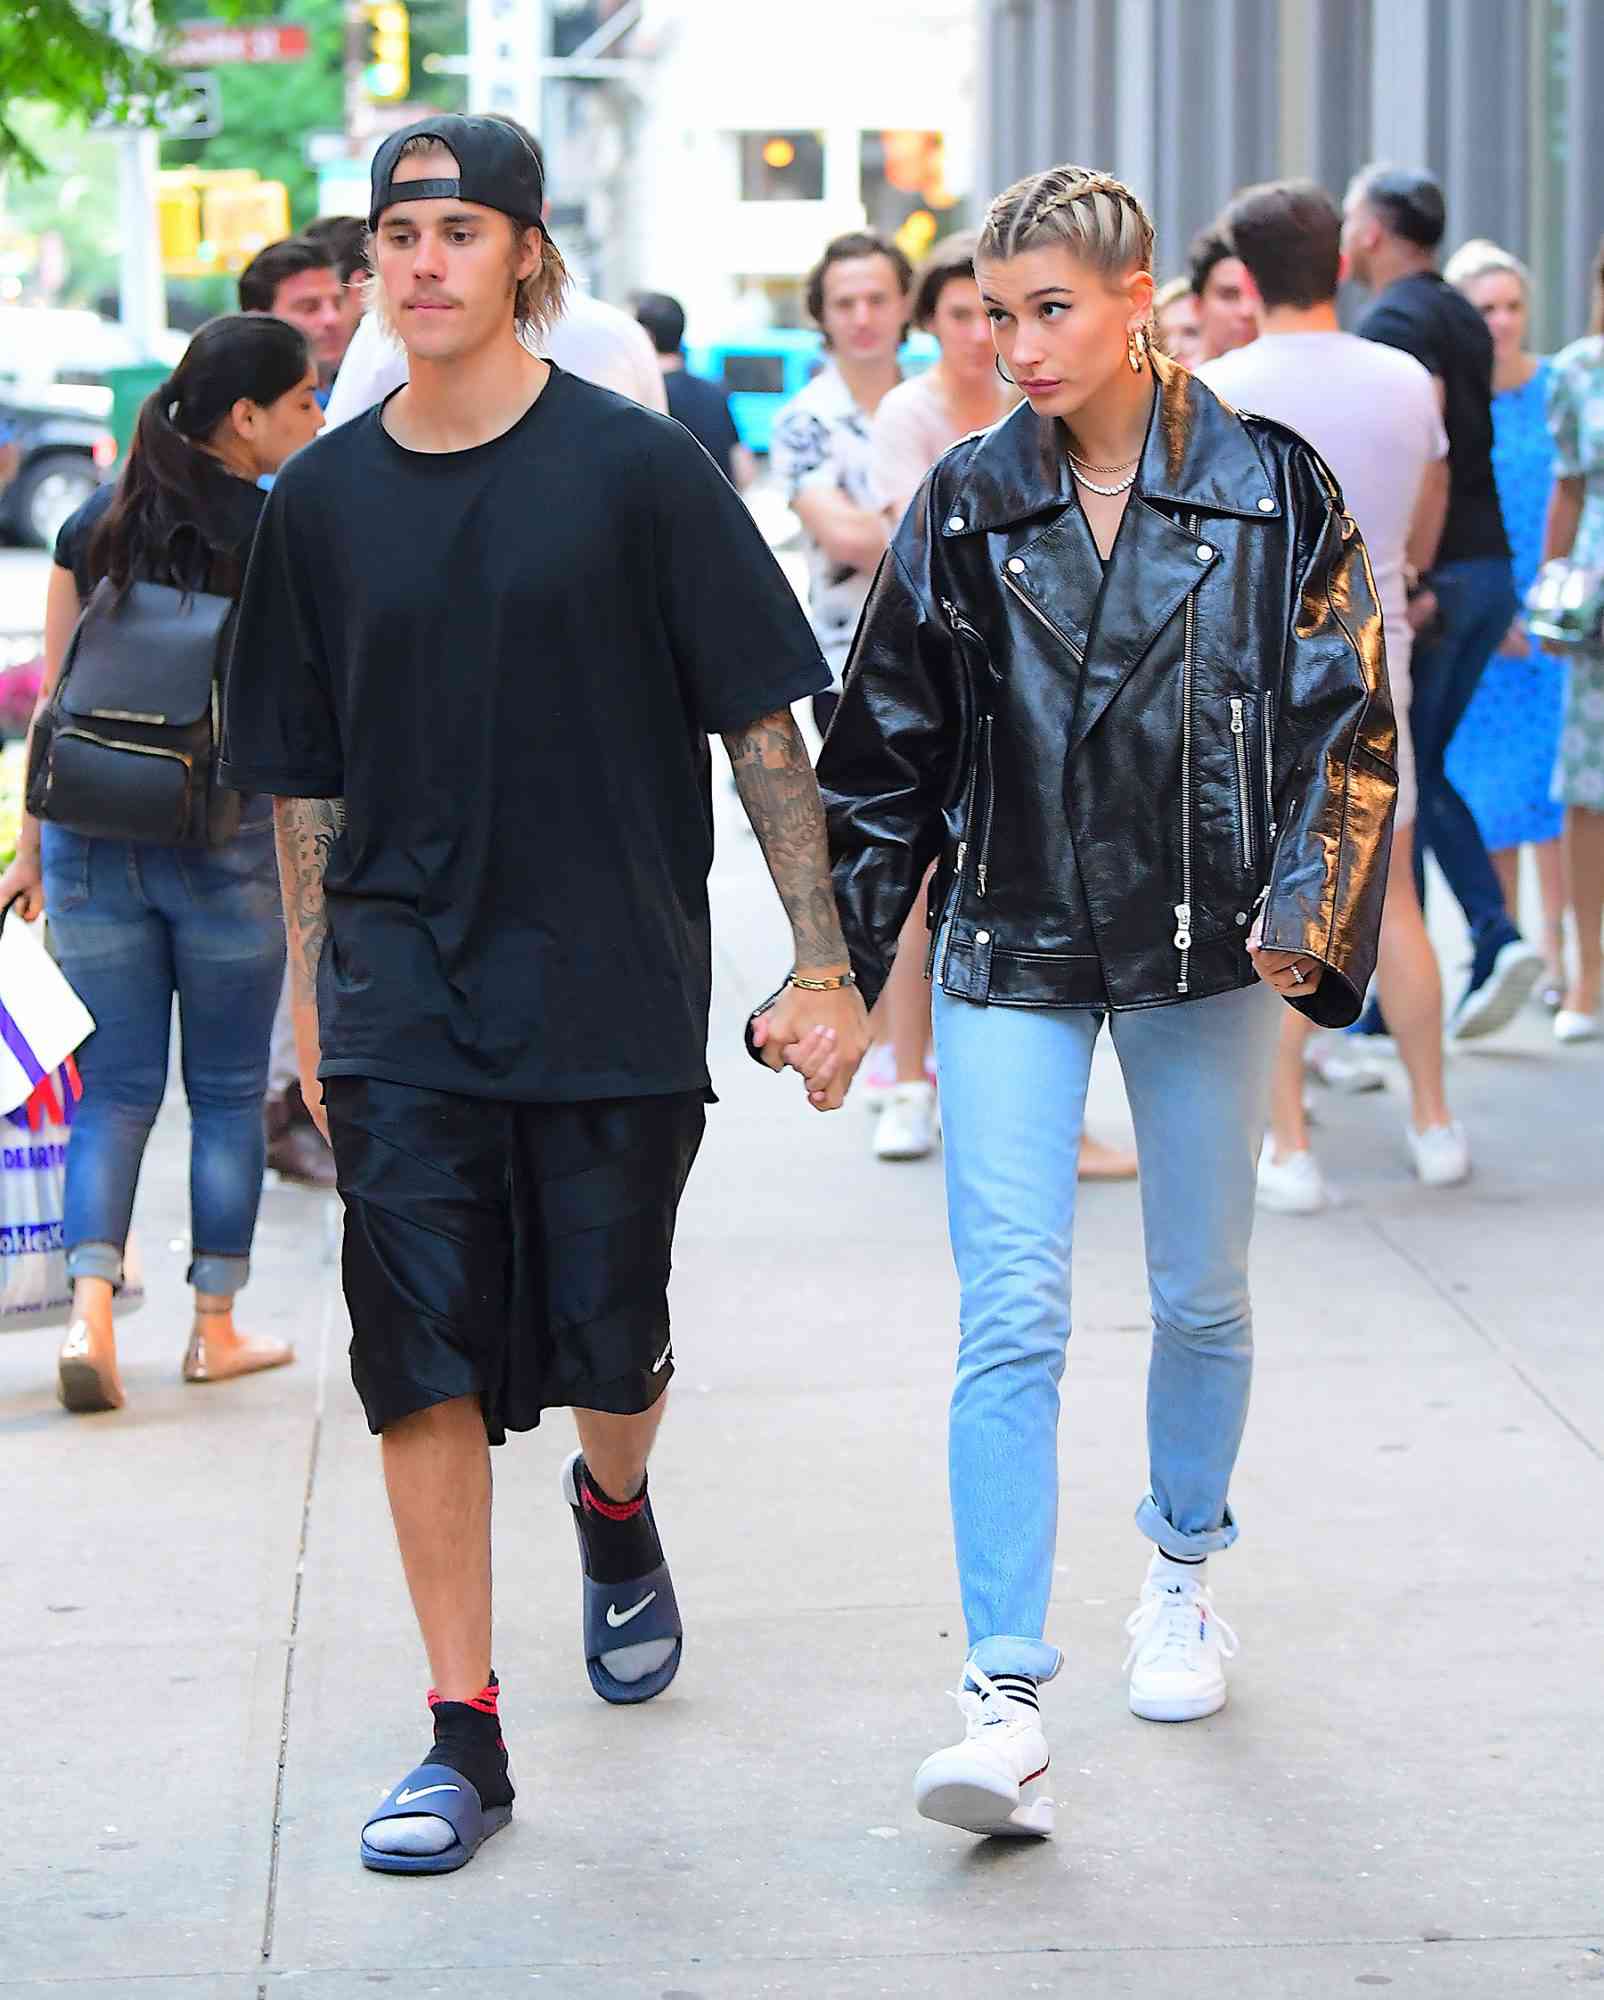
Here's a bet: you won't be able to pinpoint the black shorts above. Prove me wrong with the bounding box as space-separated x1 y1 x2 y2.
326 1076 706 1444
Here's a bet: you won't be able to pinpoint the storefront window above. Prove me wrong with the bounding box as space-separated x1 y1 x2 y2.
860 130 964 264
737 132 827 202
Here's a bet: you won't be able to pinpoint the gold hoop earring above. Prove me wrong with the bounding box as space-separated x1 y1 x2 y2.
1127 326 1148 374
995 354 1015 386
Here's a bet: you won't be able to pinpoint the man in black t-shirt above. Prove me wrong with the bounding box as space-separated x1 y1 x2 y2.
1345 164 1541 1039
635 289 755 488
222 115 868 1877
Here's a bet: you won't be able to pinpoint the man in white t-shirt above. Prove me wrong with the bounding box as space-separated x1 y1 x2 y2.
1198 177 1468 1206
323 120 664 428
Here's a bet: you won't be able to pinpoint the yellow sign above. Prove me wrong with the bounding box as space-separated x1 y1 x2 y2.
157 169 291 277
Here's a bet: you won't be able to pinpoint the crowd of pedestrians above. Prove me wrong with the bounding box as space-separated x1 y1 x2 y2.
0 106 1596 1878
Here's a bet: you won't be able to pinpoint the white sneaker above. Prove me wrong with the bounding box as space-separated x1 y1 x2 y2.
1555 1009 1601 1045
1304 1039 1387 1093
873 1080 938 1161
1406 1119 1471 1187
1450 938 1544 1041
1255 1141 1328 1214
1124 1554 1239 1723
913 1667 1055 1838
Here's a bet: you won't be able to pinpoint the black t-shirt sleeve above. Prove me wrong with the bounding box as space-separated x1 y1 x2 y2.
218 473 343 797
648 418 830 734
53 485 114 599
709 390 741 464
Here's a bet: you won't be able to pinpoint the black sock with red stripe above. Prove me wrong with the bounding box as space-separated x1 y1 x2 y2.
425 1673 513 1809
574 1460 662 1584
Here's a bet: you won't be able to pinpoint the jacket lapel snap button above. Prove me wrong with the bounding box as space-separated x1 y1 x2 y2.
1007 557 1025 574
1196 544 1215 563
947 515 966 532
975 929 991 945
1257 497 1275 512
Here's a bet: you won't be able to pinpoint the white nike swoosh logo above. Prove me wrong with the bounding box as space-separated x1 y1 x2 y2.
605 1590 657 1628
651 1341 672 1373
394 1783 461 1806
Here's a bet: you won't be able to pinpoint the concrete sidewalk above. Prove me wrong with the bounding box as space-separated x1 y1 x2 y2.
3 786 1601 1999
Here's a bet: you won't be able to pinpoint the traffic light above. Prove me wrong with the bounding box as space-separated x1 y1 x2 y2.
363 1 410 103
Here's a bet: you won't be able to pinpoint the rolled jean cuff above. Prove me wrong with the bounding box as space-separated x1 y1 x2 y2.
188 1252 249 1296
966 1635 1064 1682
1135 1494 1239 1560
65 1241 125 1288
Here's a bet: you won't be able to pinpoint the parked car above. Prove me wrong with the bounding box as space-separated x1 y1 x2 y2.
0 306 183 401
683 328 938 454
0 387 116 549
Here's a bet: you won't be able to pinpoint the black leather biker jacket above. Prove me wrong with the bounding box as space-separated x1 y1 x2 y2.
818 354 1397 1030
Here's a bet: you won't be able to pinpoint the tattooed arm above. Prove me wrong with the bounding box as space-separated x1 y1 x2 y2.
722 708 869 1110
272 795 345 1141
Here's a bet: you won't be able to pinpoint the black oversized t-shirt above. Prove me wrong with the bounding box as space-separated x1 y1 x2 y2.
220 365 829 1103
1357 272 1510 565
663 369 742 484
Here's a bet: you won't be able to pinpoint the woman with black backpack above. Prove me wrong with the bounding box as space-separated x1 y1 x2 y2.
0 313 323 1413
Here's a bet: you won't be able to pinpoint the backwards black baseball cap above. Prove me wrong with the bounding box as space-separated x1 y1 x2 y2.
368 114 547 234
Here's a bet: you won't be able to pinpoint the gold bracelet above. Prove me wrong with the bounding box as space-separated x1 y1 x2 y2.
788 970 857 991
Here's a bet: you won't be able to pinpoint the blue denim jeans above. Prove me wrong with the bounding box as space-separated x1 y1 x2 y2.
41 813 285 1295
1412 556 1521 951
932 979 1280 1682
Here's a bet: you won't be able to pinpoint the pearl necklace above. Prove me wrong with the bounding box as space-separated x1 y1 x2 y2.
1070 461 1138 497
1066 443 1139 496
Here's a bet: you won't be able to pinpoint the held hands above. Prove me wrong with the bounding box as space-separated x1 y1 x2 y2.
1249 944 1324 1004
0 848 44 924
749 976 871 1111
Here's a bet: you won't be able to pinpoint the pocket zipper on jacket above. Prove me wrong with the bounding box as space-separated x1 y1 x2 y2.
944 597 994 898
1230 696 1256 872
1175 516 1199 992
975 714 995 896
1003 573 1085 662
1262 701 1277 845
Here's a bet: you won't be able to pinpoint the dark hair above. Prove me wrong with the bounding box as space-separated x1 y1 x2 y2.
635 290 686 354
238 235 335 314
87 314 310 597
1222 178 1341 311
1187 225 1237 300
912 230 978 329
805 231 913 343
304 213 369 286
1349 163 1446 251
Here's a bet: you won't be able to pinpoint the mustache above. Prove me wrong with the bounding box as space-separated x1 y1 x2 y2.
403 293 462 308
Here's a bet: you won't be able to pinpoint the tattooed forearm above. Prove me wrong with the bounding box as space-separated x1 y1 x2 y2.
723 709 849 968
273 795 346 1004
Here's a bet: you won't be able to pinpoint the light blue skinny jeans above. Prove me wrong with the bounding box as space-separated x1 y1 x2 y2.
41 810 285 1297
933 978 1280 1682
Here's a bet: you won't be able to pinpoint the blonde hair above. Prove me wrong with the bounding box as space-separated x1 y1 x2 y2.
978 164 1155 280
1443 237 1531 301
1154 274 1193 314
365 136 571 341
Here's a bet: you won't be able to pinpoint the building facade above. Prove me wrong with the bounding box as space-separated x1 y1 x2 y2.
979 0 1604 348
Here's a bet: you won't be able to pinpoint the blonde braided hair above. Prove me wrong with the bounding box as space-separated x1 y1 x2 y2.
978 164 1155 280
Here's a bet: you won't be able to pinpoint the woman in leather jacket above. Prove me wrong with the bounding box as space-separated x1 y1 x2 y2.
818 166 1396 1841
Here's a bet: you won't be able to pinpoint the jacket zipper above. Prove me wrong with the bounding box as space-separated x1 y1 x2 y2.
1175 515 1199 991
1002 573 1086 661
1263 701 1277 845
1230 696 1255 872
943 597 996 899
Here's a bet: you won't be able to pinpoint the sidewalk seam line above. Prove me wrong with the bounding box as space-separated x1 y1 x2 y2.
1365 1210 1602 1463
259 1227 338 1972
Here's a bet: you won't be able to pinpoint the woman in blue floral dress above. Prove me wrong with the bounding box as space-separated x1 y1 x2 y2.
1444 241 1567 1006
1540 256 1604 1042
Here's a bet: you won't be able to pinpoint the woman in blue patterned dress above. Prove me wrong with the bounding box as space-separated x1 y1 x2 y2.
1539 246 1604 1042
1444 241 1568 1008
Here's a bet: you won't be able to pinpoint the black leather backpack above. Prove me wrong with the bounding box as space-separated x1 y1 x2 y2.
26 574 242 849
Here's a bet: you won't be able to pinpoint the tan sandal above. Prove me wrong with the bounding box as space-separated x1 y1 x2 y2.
181 1305 295 1385
57 1320 125 1414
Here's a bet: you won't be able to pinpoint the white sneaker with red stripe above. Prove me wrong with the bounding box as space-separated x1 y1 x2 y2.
1123 1552 1239 1722
913 1667 1054 1838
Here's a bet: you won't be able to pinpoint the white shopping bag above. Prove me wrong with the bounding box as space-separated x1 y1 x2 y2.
0 905 95 1117
0 1111 145 1334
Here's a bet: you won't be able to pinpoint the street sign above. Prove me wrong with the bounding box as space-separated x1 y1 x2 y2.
170 21 310 66
159 72 223 140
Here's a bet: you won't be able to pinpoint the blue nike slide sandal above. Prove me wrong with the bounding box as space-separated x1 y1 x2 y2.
561 1450 684 1705
359 1762 513 1875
